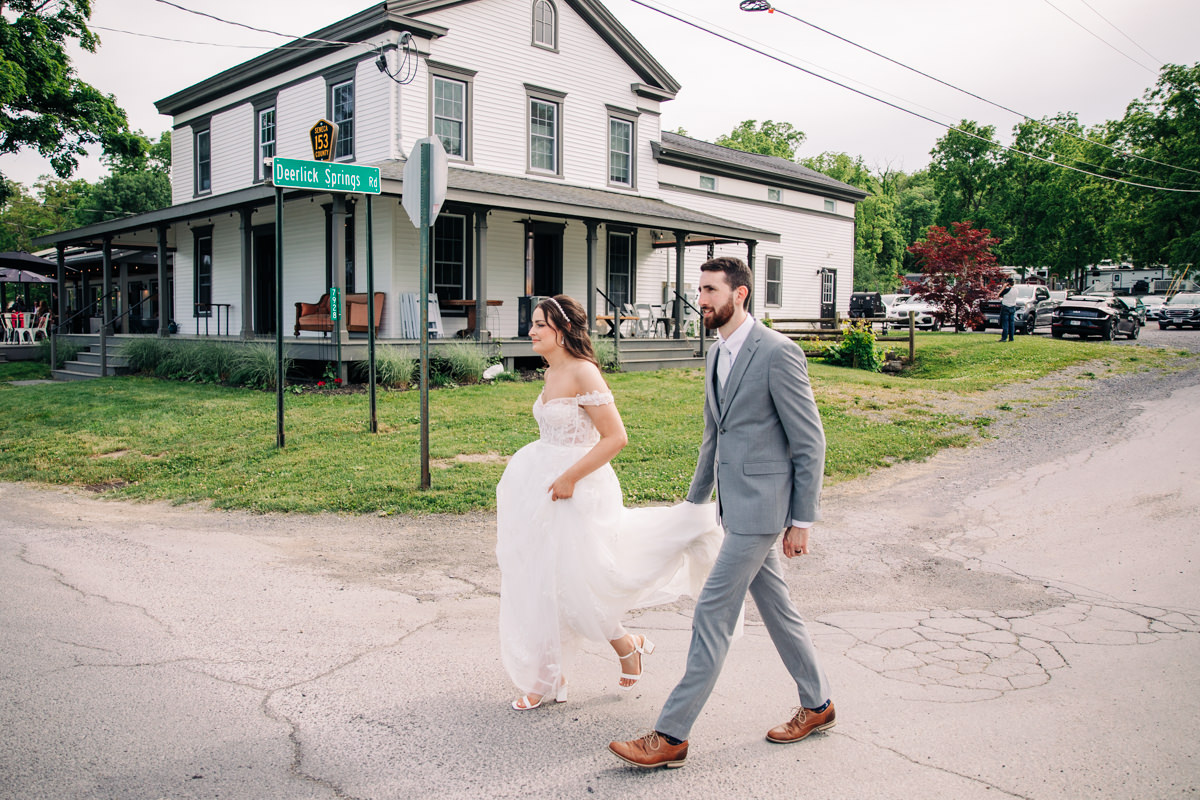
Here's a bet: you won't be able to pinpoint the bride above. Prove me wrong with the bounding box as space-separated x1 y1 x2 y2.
496 294 722 710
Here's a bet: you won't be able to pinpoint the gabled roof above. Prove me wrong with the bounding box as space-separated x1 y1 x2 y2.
156 0 678 118
654 132 869 204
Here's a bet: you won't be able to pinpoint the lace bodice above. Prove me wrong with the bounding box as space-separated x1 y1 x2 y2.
534 390 614 447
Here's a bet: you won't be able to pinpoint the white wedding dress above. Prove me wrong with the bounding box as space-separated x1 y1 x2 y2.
496 390 723 698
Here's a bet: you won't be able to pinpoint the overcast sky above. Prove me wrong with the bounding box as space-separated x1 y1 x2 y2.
3 0 1197 189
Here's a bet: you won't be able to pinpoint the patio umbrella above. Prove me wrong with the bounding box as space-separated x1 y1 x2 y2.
0 251 58 277
0 266 57 283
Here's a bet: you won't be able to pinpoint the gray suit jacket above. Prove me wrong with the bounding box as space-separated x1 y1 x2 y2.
686 319 825 534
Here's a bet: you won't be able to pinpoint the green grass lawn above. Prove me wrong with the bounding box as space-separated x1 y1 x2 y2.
1 333 1189 514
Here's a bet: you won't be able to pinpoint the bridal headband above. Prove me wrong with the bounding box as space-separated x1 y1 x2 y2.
542 296 566 325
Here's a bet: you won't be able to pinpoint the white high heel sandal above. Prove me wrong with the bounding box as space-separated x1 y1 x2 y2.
511 681 568 710
616 634 655 691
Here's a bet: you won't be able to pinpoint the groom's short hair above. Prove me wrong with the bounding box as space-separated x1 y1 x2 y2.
700 256 753 305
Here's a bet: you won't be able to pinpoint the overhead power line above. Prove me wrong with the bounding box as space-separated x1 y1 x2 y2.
736 0 1200 183
1076 0 1162 65
628 0 1200 193
1040 0 1160 75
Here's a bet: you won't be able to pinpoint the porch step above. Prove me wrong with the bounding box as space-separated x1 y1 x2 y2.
53 345 131 381
613 339 707 372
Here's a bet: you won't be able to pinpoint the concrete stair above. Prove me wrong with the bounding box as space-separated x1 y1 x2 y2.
53 346 130 381
614 338 707 372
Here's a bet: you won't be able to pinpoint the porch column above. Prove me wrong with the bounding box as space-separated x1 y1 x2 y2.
101 236 112 376
474 208 488 341
239 207 254 338
156 225 169 336
585 220 599 337
55 245 66 325
330 195 347 382
673 231 687 339
745 240 757 317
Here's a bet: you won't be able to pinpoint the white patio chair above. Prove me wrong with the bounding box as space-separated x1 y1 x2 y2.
0 313 13 344
29 314 49 342
633 303 656 338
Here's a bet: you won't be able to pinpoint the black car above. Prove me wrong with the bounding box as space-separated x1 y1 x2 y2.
975 284 1057 334
1052 296 1139 340
1158 292 1200 329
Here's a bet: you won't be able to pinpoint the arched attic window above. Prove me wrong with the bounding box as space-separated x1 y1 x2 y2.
532 0 557 50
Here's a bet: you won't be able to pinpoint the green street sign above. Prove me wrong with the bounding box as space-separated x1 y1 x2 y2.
270 157 381 195
329 286 341 321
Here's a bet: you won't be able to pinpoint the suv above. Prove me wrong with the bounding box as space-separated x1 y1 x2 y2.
975 284 1056 334
1158 292 1200 329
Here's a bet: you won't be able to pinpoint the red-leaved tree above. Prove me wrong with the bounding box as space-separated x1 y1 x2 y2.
906 221 1005 331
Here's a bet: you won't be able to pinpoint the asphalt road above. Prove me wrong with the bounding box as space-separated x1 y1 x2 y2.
2 333 1198 799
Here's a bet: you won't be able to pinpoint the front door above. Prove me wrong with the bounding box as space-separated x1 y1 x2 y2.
253 226 276 335
528 222 563 298
820 268 837 327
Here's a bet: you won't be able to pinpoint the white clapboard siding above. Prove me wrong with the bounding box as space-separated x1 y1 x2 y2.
416 0 655 188
171 127 193 206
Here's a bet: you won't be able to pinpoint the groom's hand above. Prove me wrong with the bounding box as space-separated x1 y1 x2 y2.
782 526 810 558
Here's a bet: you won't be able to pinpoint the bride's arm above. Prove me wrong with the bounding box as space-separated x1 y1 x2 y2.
548 397 628 501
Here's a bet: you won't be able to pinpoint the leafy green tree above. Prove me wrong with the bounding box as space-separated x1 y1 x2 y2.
928 120 1001 230
1106 62 1200 270
0 177 89 251
0 0 143 203
992 114 1116 288
716 119 805 160
75 131 171 225
895 170 938 272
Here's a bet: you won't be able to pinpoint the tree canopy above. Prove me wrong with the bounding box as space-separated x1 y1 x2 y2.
715 119 806 161
0 0 143 202
907 222 1005 331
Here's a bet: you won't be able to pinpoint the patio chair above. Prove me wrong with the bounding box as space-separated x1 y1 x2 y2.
29 314 49 342
633 303 656 338
0 313 13 344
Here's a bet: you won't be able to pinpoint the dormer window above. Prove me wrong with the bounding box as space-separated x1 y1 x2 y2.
532 0 557 50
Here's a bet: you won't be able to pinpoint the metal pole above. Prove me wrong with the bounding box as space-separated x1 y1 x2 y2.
586 221 598 337
275 187 285 448
419 140 431 490
100 237 111 377
52 245 64 372
366 195 378 433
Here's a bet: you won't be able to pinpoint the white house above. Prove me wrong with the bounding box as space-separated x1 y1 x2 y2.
37 0 864 363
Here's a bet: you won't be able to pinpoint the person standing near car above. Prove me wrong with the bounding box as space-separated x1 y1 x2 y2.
999 277 1017 342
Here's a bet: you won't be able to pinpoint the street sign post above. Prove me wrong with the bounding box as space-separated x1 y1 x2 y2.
402 137 449 490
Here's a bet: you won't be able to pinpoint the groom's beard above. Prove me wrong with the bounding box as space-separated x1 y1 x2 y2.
703 296 736 331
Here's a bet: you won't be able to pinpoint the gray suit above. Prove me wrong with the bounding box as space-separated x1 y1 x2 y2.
657 319 831 741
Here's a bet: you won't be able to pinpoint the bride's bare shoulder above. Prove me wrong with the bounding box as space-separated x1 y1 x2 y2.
568 358 609 395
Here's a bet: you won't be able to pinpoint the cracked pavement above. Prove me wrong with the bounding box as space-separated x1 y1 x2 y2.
2 354 1199 799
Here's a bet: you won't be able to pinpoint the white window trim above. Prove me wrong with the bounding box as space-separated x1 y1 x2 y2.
768 187 782 202
606 106 637 189
193 123 211 197
532 0 558 51
429 63 475 163
254 104 276 183
326 69 356 162
525 84 566 177
765 256 783 308
699 174 717 191
824 198 837 213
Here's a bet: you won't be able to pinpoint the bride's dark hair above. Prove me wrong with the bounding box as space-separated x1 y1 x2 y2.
539 294 598 367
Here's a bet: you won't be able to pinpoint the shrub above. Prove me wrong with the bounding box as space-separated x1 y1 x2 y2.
231 342 292 389
354 344 416 388
435 341 488 384
37 337 80 369
153 341 240 383
821 320 883 372
120 338 170 374
593 337 619 372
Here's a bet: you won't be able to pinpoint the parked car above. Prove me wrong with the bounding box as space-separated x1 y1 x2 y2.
1082 291 1147 325
1142 296 1166 322
886 296 942 329
1051 295 1140 340
1049 290 1068 304
848 291 884 319
975 284 1056 334
1158 292 1200 329
880 293 911 316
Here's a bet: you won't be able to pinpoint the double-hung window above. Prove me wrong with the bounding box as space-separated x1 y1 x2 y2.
193 227 213 318
194 125 211 195
328 73 355 160
429 65 476 160
526 85 565 176
254 101 275 182
607 110 635 188
433 213 469 306
766 256 783 307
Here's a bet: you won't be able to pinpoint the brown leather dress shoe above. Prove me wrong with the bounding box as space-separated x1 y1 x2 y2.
609 731 689 769
766 701 837 743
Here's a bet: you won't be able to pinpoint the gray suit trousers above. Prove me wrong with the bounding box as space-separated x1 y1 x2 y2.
655 530 830 741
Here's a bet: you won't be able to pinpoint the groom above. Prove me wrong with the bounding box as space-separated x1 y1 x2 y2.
609 256 833 769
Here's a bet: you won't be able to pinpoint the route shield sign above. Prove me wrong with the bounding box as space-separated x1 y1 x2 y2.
310 119 338 161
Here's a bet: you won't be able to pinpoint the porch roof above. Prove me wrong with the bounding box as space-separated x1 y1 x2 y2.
34 166 779 250
379 162 780 243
